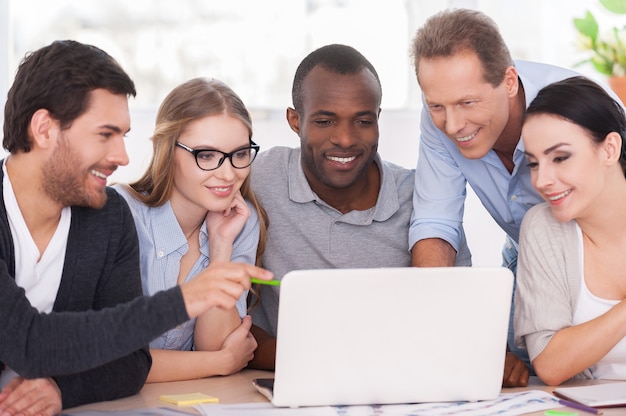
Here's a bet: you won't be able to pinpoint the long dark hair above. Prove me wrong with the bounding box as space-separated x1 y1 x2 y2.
524 76 626 176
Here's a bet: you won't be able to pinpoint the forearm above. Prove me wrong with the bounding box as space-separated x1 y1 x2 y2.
1 282 187 378
411 238 456 267
209 235 235 263
146 349 230 382
247 325 276 370
533 300 626 385
54 347 151 409
194 307 241 351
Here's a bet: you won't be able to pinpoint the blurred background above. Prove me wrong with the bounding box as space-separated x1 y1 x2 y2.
0 0 619 265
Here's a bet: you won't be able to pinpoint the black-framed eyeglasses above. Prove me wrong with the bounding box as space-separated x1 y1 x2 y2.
175 141 260 171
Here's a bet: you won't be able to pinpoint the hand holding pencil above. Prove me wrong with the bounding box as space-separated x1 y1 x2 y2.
181 261 273 318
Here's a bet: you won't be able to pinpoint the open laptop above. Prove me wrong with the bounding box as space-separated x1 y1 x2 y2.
254 266 514 408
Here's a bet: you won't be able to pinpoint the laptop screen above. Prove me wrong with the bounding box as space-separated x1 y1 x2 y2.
272 267 513 407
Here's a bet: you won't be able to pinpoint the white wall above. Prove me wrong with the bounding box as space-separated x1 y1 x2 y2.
2 0 613 266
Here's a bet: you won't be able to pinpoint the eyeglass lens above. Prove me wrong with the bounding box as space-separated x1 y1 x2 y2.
196 147 257 170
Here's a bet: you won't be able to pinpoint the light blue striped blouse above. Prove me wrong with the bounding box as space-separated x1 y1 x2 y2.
113 184 259 350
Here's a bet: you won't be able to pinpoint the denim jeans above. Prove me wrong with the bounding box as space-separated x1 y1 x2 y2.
502 235 534 374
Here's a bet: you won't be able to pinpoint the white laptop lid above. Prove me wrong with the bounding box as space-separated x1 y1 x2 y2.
272 267 513 407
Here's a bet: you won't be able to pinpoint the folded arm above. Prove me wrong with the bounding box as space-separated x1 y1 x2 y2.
533 301 626 385
147 316 258 382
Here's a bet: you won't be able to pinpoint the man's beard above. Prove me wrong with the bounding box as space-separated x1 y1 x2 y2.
40 136 107 209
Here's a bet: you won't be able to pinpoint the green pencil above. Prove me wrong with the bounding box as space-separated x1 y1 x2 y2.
251 278 281 286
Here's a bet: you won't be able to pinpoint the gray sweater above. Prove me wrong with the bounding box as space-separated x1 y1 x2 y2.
0 173 190 408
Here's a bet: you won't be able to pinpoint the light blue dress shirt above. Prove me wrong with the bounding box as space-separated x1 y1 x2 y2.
114 184 259 350
409 60 582 261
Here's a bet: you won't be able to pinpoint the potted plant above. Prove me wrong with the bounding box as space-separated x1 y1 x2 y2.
574 0 626 103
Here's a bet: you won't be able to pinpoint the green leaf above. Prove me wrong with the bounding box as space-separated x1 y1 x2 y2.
600 0 626 14
591 54 614 75
612 27 626 70
573 11 599 41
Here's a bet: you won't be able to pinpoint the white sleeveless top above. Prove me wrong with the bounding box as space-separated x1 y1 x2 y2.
572 225 626 379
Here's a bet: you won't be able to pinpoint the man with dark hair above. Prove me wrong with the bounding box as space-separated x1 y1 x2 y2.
0 40 271 415
290 44 382 112
408 9 592 387
248 44 414 369
3 40 136 154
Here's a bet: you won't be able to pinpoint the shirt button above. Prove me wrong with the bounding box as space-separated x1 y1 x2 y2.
510 195 518 201
157 250 164 258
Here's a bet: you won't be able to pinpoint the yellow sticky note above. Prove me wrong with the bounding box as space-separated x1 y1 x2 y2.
159 392 219 406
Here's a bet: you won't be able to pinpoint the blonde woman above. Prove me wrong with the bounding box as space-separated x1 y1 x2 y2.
115 78 267 382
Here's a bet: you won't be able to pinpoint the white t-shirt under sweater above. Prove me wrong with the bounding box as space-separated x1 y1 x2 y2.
0 160 70 388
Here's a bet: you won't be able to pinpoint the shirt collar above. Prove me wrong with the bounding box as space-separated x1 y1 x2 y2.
515 60 543 113
151 201 208 257
286 149 400 222
514 61 535 162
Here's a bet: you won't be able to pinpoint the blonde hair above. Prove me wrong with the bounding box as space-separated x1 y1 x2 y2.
125 77 268 265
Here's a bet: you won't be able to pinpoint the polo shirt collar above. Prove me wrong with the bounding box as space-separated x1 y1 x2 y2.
287 149 400 222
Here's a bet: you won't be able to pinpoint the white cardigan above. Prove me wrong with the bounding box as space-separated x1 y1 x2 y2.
514 202 593 380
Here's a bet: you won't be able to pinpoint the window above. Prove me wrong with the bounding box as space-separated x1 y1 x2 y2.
0 0 608 265
4 0 601 112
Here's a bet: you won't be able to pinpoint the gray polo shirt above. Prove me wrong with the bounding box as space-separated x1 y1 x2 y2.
249 146 414 336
